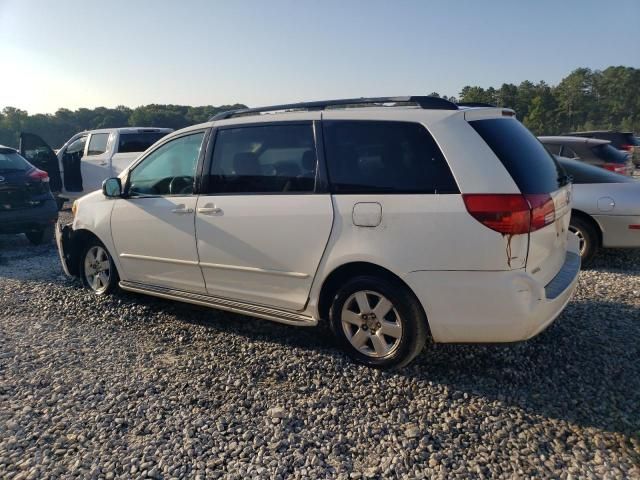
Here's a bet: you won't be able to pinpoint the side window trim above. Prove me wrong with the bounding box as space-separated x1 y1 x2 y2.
124 128 210 198
203 120 324 196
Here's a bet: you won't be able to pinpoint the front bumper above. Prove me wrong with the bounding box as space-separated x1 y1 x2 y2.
0 200 58 234
55 222 77 276
403 238 581 343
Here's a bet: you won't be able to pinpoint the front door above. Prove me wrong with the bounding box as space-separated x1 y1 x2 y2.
82 132 112 193
110 131 207 292
19 132 63 192
196 121 333 311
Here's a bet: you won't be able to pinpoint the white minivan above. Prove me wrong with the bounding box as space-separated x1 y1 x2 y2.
55 97 580 368
20 127 172 207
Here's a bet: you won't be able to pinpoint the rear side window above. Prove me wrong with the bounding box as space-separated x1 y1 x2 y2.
591 144 628 164
323 121 458 194
543 143 562 156
559 158 634 184
118 132 169 153
470 118 565 194
0 150 30 171
87 133 109 156
209 124 317 194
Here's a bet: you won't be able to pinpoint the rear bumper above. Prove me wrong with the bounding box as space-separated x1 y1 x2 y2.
0 200 58 234
595 214 640 248
403 238 581 343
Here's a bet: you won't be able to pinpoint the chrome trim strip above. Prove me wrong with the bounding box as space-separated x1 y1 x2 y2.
120 253 199 266
198 261 309 279
118 280 317 327
120 254 309 279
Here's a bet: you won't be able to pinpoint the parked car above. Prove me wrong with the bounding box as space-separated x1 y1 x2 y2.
539 136 633 176
566 130 640 166
0 145 58 244
556 155 640 262
19 127 173 208
55 96 579 368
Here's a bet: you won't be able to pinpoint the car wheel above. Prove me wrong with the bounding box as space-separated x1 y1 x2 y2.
329 275 428 369
25 225 54 245
81 240 119 295
569 216 598 263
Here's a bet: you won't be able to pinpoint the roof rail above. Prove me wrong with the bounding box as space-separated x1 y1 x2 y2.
457 102 497 108
209 96 458 121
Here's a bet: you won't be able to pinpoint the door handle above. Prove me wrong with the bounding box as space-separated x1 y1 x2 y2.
197 206 222 215
171 207 194 214
99 161 108 166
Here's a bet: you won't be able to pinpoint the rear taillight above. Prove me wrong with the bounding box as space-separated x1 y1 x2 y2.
602 163 627 175
525 194 555 231
621 144 634 152
463 194 531 234
463 193 556 235
28 168 49 182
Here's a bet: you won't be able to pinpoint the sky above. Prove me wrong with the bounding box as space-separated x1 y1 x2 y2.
1 0 638 114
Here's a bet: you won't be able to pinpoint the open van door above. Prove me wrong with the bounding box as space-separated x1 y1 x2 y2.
19 132 63 192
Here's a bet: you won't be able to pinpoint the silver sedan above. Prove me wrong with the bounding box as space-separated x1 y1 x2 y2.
557 156 640 261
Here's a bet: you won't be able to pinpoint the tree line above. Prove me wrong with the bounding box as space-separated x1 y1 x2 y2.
1 66 638 149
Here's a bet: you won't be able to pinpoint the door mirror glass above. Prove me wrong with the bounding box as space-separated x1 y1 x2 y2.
103 177 122 197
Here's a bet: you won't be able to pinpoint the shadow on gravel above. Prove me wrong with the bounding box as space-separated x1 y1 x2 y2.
121 288 639 437
585 248 640 273
399 298 640 437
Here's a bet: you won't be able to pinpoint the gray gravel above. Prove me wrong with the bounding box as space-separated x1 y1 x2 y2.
1 221 639 479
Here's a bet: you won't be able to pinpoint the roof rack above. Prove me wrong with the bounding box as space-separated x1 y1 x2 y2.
209 96 458 121
457 102 497 108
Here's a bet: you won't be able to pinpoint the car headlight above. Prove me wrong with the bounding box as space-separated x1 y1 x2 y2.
72 200 78 217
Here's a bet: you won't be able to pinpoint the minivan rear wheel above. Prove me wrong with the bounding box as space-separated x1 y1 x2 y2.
80 240 118 295
329 276 428 369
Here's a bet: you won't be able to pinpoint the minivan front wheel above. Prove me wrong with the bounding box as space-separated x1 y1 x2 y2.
329 276 428 369
81 240 118 295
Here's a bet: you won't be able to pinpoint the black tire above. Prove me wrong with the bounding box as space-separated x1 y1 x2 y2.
25 225 54 245
80 239 119 295
569 215 598 263
329 275 428 369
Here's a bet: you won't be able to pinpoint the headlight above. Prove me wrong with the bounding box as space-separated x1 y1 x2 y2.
71 200 78 217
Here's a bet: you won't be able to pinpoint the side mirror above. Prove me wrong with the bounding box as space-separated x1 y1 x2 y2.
102 177 122 198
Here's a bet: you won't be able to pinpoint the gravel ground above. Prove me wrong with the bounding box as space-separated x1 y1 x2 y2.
0 213 639 479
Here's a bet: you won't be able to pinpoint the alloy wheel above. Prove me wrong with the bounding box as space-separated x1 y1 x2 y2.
569 225 586 256
84 246 111 294
340 290 403 358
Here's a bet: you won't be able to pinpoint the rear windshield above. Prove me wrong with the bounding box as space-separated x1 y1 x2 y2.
558 157 634 184
470 118 566 194
591 144 629 164
0 150 31 172
118 132 169 153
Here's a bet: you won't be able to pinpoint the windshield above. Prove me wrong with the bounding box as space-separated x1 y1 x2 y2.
0 149 31 172
591 144 629 164
118 132 170 153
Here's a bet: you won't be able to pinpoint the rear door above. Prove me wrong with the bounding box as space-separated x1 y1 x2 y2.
19 133 62 192
195 119 333 311
470 118 572 285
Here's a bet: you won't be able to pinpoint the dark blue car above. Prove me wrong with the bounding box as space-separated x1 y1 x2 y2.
0 145 58 244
